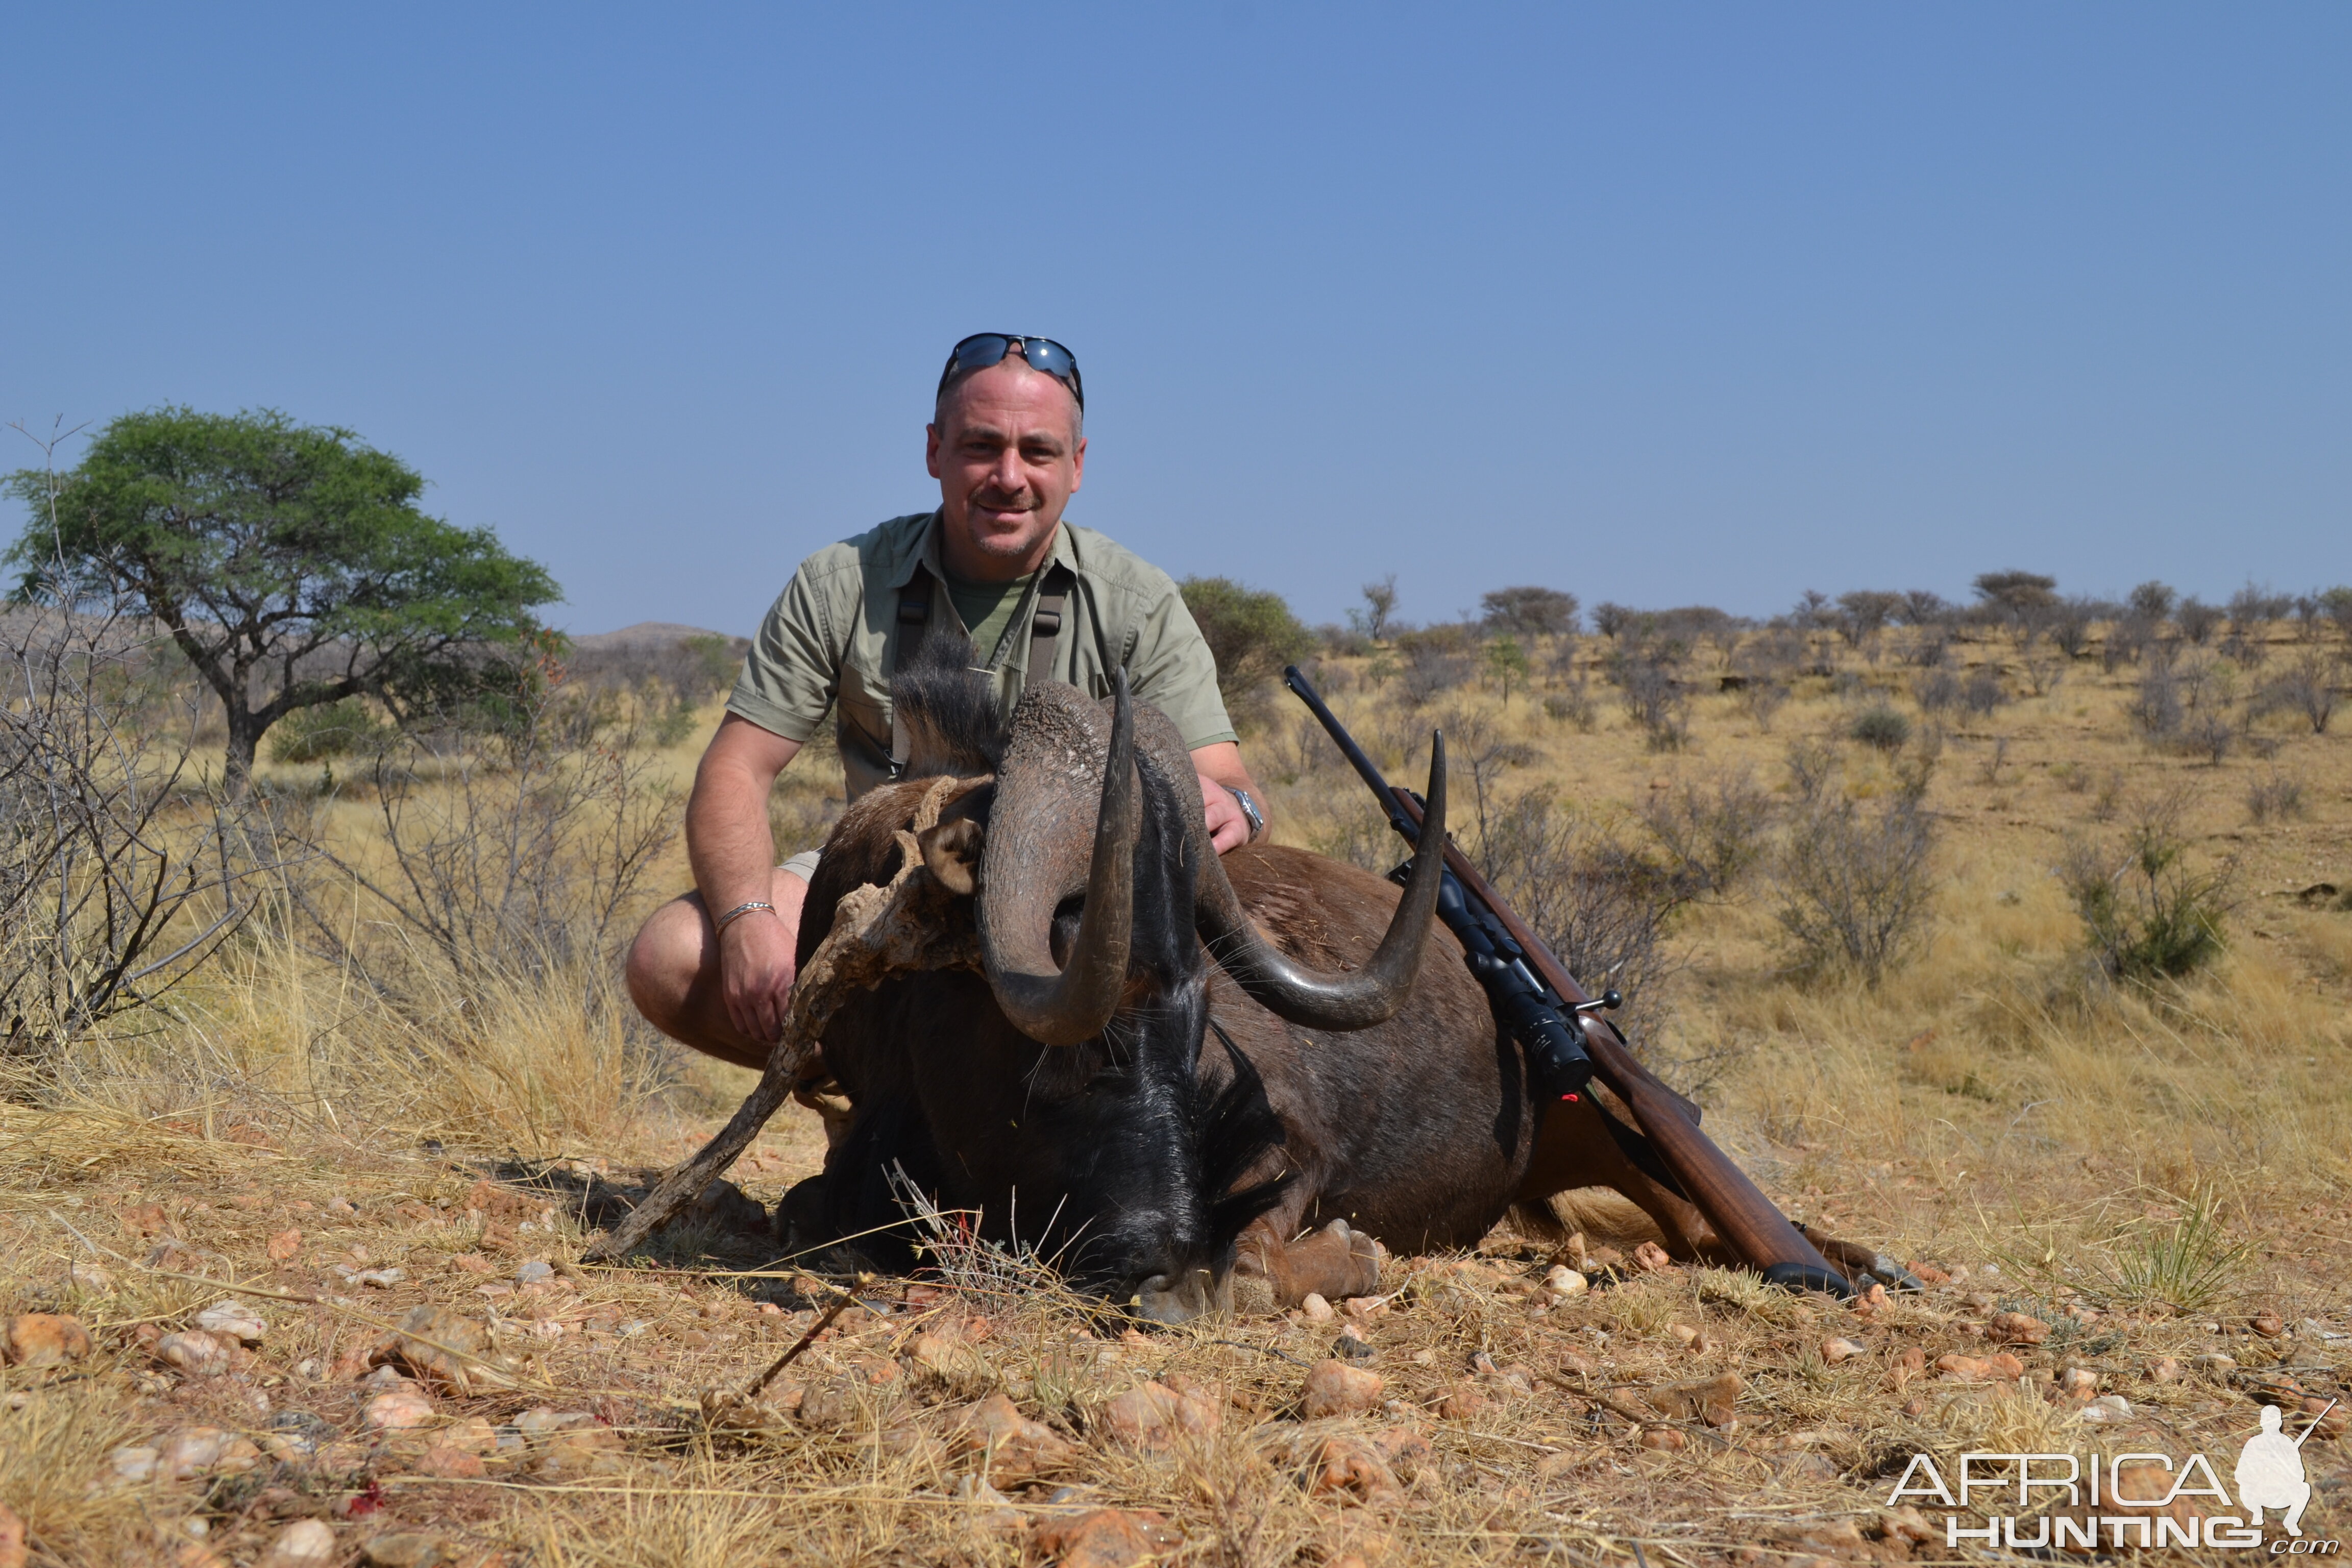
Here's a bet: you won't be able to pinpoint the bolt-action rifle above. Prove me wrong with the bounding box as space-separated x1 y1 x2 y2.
1284 665 1853 1296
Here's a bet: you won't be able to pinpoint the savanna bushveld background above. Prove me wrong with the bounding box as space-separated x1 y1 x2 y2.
3 426 2350 1565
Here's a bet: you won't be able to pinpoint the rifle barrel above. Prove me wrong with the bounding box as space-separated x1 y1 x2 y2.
1282 667 1414 837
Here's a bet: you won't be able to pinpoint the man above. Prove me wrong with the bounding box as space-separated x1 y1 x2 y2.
626 333 1271 1067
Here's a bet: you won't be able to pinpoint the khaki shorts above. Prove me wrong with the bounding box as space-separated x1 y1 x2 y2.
780 849 823 884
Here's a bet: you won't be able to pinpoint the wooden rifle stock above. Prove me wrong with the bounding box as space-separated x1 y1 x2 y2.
1378 783 1847 1292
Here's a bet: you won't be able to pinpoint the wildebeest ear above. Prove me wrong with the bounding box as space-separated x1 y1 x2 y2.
918 817 985 896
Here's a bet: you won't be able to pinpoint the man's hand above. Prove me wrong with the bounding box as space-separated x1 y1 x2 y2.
1200 773 1253 854
1191 741 1268 855
718 901 798 1047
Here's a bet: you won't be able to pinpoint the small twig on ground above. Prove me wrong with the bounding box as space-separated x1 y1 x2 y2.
1442 1429 1565 1455
741 1282 860 1402
1541 1371 1653 1427
1539 1370 1734 1451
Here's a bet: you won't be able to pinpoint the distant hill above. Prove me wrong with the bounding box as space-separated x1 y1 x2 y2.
570 621 744 651
562 621 748 697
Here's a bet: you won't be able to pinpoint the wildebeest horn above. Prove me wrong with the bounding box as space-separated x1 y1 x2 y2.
1195 732 1447 1029
976 670 1140 1047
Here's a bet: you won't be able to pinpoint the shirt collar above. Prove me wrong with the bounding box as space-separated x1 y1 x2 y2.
893 509 1073 589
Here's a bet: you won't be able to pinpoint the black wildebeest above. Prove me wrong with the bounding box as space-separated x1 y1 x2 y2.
771 639 1905 1320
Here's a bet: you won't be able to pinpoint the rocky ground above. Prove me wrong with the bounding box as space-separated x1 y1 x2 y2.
3 1100 2345 1566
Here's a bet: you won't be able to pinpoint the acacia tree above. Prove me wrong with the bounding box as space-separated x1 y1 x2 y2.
1971 569 2059 617
6 407 558 787
1480 585 1580 639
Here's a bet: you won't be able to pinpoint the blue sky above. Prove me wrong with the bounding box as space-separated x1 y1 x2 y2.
4 5 2345 634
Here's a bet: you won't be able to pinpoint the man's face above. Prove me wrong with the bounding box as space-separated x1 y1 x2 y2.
926 361 1086 580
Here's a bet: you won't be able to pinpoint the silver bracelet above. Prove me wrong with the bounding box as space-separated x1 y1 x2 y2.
714 899 776 933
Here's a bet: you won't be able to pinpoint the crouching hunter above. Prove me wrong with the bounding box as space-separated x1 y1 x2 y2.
626 333 1271 1065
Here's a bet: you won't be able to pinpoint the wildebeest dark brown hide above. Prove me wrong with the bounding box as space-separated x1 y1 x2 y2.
1197 850 1910 1301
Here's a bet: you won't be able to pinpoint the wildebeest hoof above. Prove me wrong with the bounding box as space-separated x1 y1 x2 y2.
776 1177 828 1252
1228 1271 1277 1317
1799 1226 1924 1292
1132 1266 1230 1324
1864 1255 1925 1292
1267 1218 1381 1308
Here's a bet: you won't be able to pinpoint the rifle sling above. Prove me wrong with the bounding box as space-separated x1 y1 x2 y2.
1583 1087 1689 1200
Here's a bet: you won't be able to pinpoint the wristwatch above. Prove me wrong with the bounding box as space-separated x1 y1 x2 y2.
1223 785 1265 843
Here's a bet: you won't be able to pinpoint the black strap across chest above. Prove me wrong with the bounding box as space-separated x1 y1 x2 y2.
888 559 1075 777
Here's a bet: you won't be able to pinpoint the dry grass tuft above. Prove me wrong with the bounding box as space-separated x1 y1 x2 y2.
0 1374 144 1563
516 1483 781 1567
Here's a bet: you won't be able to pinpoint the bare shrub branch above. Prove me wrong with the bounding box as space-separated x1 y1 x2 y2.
1637 768 1774 899
1770 743 1935 984
276 660 679 1006
1473 784 1688 1053
1 422 272 1068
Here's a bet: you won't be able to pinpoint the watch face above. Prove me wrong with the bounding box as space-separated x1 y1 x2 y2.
1230 788 1263 835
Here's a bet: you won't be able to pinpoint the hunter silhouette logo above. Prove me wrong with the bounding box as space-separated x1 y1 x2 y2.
1885 1401 2338 1552
2237 1402 2323 1537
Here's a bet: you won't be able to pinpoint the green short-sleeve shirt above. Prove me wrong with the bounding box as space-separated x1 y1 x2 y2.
727 511 1236 801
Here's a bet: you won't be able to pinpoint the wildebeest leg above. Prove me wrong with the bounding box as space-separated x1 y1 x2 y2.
1515 1094 1922 1289
793 1076 856 1152
1511 1090 1743 1266
1231 1215 1383 1309
1798 1225 1924 1291
772 1093 947 1272
776 1176 828 1255
792 1095 939 1275
771 1079 857 1252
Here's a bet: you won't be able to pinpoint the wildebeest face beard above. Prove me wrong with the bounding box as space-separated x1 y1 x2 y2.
961 746 1236 1298
1036 796 1291 1288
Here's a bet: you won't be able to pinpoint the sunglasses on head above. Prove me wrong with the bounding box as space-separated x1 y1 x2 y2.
937 333 1085 411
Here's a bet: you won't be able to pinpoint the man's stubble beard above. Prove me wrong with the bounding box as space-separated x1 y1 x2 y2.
964 494 1055 561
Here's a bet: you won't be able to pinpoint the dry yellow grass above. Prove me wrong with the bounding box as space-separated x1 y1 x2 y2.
2 621 2345 1563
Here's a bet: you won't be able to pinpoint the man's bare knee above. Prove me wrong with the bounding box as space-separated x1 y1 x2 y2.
624 867 810 1050
626 895 712 1031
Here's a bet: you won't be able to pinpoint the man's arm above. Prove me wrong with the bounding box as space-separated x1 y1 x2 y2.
1192 740 1269 854
688 714 804 1045
1121 581 1263 853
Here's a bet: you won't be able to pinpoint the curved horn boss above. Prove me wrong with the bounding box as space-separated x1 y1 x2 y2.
976 671 1142 1046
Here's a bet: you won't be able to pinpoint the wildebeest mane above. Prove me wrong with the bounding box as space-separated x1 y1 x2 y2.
1199 1020 1292 1253
893 631 1001 777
